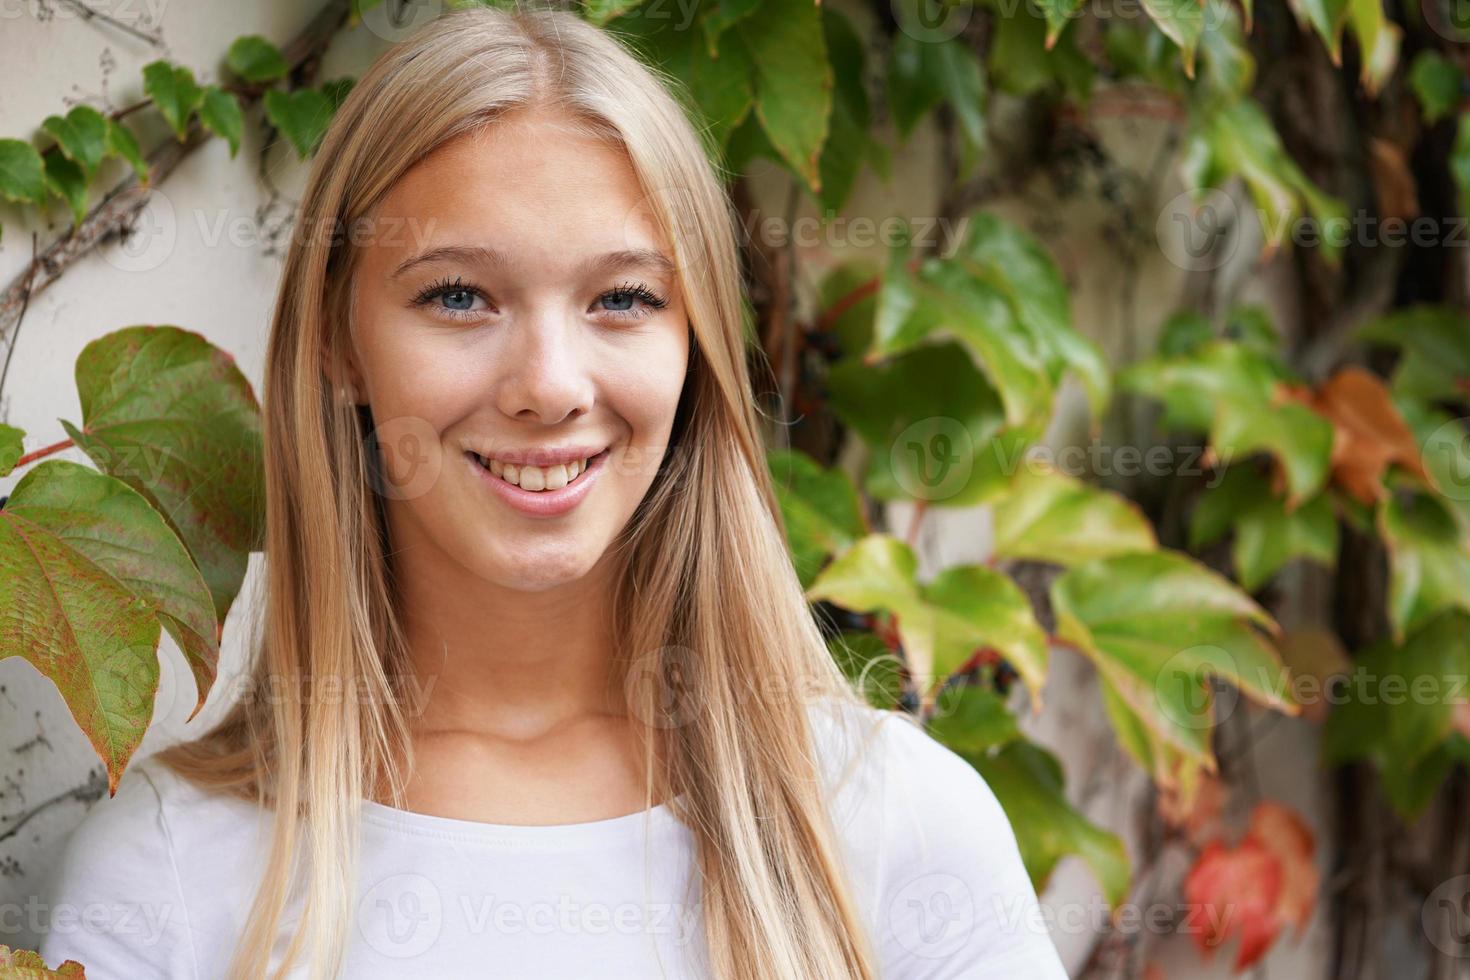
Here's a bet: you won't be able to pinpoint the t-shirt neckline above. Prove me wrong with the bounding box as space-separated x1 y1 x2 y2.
358 794 688 848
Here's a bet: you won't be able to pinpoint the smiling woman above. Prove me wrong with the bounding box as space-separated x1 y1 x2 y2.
33 5 1066 979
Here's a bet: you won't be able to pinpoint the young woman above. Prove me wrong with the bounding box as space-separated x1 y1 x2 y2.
36 6 1069 978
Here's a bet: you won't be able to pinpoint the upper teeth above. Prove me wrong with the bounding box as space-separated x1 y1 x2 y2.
484 455 590 491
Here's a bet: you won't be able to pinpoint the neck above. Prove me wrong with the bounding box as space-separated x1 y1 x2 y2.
389 532 626 742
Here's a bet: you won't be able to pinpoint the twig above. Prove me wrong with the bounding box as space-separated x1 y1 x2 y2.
55 0 163 46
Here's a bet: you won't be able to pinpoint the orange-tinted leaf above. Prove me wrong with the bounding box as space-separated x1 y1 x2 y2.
1159 769 1227 846
0 944 87 976
1283 367 1428 505
1184 838 1283 970
1248 801 1318 934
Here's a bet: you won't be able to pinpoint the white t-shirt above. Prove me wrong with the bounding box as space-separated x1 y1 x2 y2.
35 700 1069 978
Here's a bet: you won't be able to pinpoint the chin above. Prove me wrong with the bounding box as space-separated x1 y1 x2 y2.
475 541 604 592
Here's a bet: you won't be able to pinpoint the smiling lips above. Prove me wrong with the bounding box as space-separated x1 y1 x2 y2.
474 452 593 491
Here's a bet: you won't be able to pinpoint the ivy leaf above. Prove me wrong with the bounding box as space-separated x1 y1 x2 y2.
0 424 25 477
1191 464 1338 591
6 460 218 717
700 0 762 56
1051 550 1294 765
828 631 904 709
928 683 1022 755
967 740 1131 905
0 462 201 793
819 7 874 213
62 326 265 623
264 87 333 158
951 213 1111 420
613 5 755 152
43 149 88 227
986 0 1094 101
1120 341 1334 506
827 341 1040 508
1325 611 1470 817
1409 52 1464 123
887 32 986 178
806 534 1050 701
1196 0 1255 98
735 0 831 192
226 34 288 84
1140 0 1207 78
1378 492 1470 642
1033 0 1085 48
199 86 245 158
1357 305 1470 406
1183 836 1284 969
0 138 48 206
143 60 204 141
1182 99 1348 264
107 119 149 184
768 448 868 588
321 77 356 113
1286 0 1351 63
1347 0 1400 97
581 0 646 26
41 105 110 179
993 461 1158 565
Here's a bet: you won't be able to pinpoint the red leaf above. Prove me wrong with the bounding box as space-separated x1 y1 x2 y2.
1184 838 1283 971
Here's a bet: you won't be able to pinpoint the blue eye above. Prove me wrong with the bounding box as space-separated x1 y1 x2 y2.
598 281 669 320
410 275 490 321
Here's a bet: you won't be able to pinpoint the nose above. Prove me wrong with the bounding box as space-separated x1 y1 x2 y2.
493 311 595 426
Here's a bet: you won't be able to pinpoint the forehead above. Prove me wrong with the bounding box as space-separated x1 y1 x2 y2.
363 109 669 268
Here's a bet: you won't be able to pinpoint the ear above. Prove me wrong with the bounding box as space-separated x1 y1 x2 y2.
321 341 366 406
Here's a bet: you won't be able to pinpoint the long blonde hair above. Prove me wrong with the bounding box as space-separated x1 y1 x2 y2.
156 5 882 978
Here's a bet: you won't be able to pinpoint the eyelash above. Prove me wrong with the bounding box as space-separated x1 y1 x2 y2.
409 275 669 323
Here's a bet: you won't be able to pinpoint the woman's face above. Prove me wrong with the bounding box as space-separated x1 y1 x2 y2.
345 108 690 592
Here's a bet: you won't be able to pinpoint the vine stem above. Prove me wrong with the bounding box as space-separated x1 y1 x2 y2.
13 438 75 468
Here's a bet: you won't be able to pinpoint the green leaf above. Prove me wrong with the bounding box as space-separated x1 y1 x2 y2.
1325 611 1470 817
581 0 646 26
199 86 245 158
613 6 755 153
143 60 204 141
1356 305 1470 405
63 326 265 622
41 105 110 178
1140 0 1207 77
226 34 288 84
264 87 333 158
1157 310 1214 357
5 459 218 718
1191 464 1338 590
0 424 25 477
107 120 149 184
829 631 905 709
827 341 1039 507
1196 0 1255 98
1033 0 1085 48
1409 52 1464 124
43 149 88 227
0 139 48 206
1051 550 1293 765
986 0 1094 101
1286 0 1351 62
951 213 1111 420
887 31 986 164
768 448 867 588
1181 99 1348 264
1120 340 1334 505
700 0 762 56
1378 492 1470 642
1347 0 1400 97
321 78 356 113
929 683 1022 755
968 740 1131 905
819 7 873 213
0 462 201 792
736 0 832 192
992 461 1158 565
806 535 1050 699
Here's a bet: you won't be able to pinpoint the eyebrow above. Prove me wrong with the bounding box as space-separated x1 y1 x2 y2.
389 244 677 282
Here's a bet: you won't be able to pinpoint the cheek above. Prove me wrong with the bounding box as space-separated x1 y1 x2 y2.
606 330 690 443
